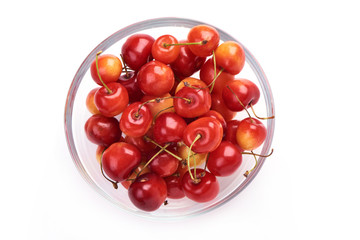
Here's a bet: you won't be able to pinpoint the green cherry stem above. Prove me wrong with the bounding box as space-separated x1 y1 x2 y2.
225 85 253 122
163 40 208 48
143 136 183 161
96 51 113 94
183 68 224 92
99 152 118 189
187 134 202 183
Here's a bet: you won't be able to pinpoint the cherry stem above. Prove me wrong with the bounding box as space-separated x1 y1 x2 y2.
250 103 275 120
96 51 112 94
152 105 174 123
163 40 208 48
136 96 191 118
136 143 171 178
143 136 182 161
119 54 130 78
242 148 274 158
244 151 258 177
183 68 224 92
99 152 118 189
187 134 202 183
210 50 217 93
225 85 253 121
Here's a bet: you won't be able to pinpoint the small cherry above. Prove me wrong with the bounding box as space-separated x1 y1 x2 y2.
119 102 152 137
84 115 121 147
128 172 167 212
153 112 187 145
90 53 122 86
187 25 220 57
121 34 155 71
147 148 180 177
225 120 242 146
164 175 185 199
236 117 267 151
151 34 181 64
214 41 245 75
85 88 101 115
200 110 227 133
117 70 143 103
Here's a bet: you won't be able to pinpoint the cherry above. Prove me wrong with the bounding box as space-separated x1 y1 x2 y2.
95 145 106 164
140 93 174 119
121 34 155 71
200 110 227 133
121 160 150 189
85 115 121 147
153 112 187 145
94 82 129 117
128 172 167 212
124 135 156 154
236 118 267 151
177 144 208 168
86 88 101 115
164 175 185 199
199 58 235 94
173 86 211 118
148 148 179 177
137 60 175 97
210 92 236 122
214 41 245 75
181 169 219 202
222 79 260 112
175 77 207 94
152 34 180 64
117 71 143 103
119 102 152 137
90 54 122 86
101 142 142 183
183 117 223 153
170 40 206 77
225 120 242 146
187 25 220 57
207 141 242 177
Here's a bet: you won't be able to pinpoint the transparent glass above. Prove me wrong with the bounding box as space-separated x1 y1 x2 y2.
64 17 275 219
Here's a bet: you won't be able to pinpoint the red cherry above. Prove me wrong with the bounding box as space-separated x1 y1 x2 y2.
210 92 236 122
164 175 185 199
124 135 156 154
236 118 267 151
173 86 211 118
121 34 155 71
117 71 143 103
128 173 167 212
102 142 142 182
90 54 122 86
200 110 227 133
148 148 179 177
86 88 101 115
140 93 174 119
137 60 175 97
225 120 242 146
187 25 220 57
207 141 242 176
153 112 187 144
94 82 129 117
119 102 152 137
181 169 219 202
151 35 180 64
121 160 150 189
85 115 121 147
214 41 245 75
170 40 206 77
199 58 235 94
183 117 223 153
222 79 260 112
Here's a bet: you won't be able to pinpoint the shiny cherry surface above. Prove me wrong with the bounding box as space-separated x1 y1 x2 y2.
120 102 152 137
236 118 267 151
84 115 121 147
214 41 245 75
187 25 220 57
174 86 211 118
117 71 143 103
210 92 236 122
153 112 187 144
152 34 180 64
164 175 185 199
90 54 122 86
148 149 179 177
86 88 101 115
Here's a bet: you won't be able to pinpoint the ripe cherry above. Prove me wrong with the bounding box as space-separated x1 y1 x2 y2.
225 120 242 147
140 93 174 119
94 82 129 117
119 102 152 137
170 40 206 77
121 34 155 71
222 79 260 112
181 169 219 202
211 92 236 122
121 160 150 189
153 112 187 145
128 173 167 212
151 34 180 64
86 88 101 115
214 41 245 75
200 110 227 133
183 117 223 153
117 71 143 103
148 148 179 177
207 141 242 177
175 77 207 94
173 86 211 118
101 142 142 182
137 60 175 96
124 135 156 154
85 115 121 147
90 54 122 86
164 175 185 199
187 25 220 57
236 118 267 151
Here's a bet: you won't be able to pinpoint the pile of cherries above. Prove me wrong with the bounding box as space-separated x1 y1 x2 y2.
84 24 274 212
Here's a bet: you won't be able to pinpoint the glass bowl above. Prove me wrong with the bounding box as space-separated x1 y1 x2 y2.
64 17 275 219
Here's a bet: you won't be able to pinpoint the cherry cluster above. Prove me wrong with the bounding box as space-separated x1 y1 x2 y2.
84 25 274 212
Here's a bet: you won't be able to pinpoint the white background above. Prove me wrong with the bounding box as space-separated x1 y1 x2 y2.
1 0 360 239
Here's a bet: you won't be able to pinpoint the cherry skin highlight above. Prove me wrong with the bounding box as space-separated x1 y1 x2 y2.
119 102 152 137
174 86 211 118
214 41 245 75
236 118 267 151
187 25 220 57
153 112 187 145
85 115 121 147
152 34 180 64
